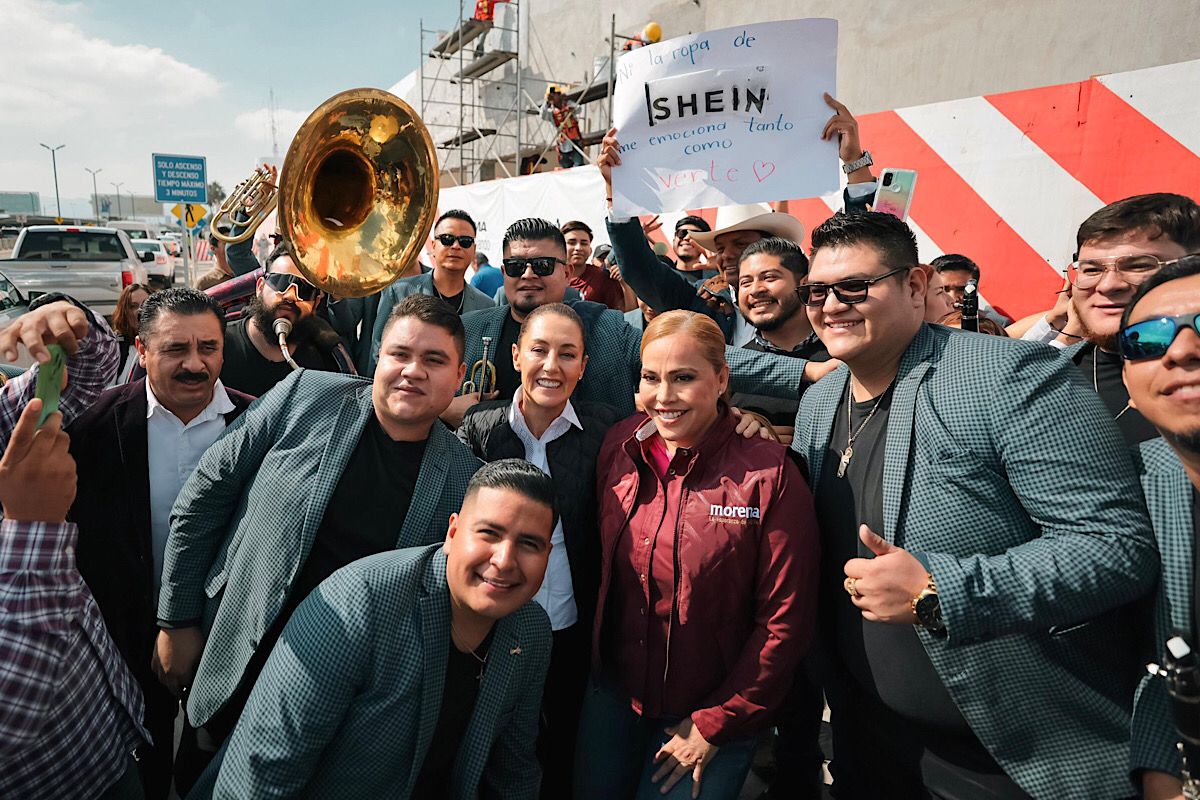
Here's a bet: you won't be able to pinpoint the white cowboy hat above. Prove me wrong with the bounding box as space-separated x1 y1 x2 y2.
688 203 805 251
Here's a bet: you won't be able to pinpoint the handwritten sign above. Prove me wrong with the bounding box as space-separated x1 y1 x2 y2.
610 19 839 216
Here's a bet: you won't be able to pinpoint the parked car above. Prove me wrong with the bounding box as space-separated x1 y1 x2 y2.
131 239 175 288
3 226 150 318
0 267 35 369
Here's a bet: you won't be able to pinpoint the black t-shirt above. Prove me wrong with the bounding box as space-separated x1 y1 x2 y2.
412 633 493 798
434 290 464 314
491 312 523 398
207 414 427 741
816 383 1024 797
1078 344 1159 445
220 317 340 398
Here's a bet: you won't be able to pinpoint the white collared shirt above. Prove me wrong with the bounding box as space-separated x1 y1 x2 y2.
508 389 582 631
146 379 235 592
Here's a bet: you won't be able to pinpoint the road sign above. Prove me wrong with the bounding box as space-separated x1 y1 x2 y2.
171 203 208 227
152 153 208 204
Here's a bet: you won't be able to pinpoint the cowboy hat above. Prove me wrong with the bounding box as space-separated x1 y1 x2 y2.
688 202 805 251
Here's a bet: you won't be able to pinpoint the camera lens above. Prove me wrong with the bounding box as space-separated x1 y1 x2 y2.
882 173 894 187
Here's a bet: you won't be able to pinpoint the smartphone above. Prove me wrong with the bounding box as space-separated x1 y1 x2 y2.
873 168 918 221
34 344 65 427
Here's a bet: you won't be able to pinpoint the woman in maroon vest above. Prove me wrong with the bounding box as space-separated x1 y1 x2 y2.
576 310 820 800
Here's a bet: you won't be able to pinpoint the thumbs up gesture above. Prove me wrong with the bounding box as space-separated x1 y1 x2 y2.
843 525 929 624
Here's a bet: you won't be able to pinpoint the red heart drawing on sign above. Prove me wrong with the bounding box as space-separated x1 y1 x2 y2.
753 161 776 182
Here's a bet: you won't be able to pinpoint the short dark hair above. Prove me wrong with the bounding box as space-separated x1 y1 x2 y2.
739 237 809 279
675 215 711 233
560 220 592 239
475 252 489 266
1121 254 1200 331
503 218 566 255
463 458 559 531
139 287 226 341
1076 193 1200 254
380 293 466 359
267 240 293 269
931 254 980 281
518 302 586 353
436 209 477 234
809 211 919 269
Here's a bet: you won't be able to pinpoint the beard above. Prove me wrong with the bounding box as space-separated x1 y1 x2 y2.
1165 427 1200 456
247 295 321 343
750 291 803 333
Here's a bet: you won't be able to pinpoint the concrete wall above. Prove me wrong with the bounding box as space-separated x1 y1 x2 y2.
522 0 1200 115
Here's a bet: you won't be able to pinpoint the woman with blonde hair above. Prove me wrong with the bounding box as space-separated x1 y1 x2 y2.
576 310 820 800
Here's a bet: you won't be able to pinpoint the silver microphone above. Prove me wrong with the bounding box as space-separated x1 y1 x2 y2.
273 317 300 371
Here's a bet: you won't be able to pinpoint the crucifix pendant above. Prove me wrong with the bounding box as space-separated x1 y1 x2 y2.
837 446 853 478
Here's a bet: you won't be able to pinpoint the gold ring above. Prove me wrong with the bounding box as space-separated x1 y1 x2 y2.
844 577 860 598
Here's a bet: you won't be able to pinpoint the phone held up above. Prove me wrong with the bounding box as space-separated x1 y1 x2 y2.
872 168 918 221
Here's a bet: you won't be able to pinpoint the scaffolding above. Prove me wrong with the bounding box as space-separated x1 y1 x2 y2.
419 10 652 185
419 0 527 185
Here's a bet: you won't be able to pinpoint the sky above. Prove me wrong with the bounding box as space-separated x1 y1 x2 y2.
0 0 460 217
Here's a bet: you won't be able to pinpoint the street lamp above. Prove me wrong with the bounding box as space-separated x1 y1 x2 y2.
110 181 124 219
84 167 102 221
39 143 65 218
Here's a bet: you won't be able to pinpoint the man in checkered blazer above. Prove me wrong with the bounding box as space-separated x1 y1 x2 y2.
1116 258 1200 798
191 460 555 799
153 295 483 753
792 213 1157 798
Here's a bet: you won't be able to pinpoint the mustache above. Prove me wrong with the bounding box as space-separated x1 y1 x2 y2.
174 371 209 384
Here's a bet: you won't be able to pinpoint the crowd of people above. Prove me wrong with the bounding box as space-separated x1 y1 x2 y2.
2 92 1199 800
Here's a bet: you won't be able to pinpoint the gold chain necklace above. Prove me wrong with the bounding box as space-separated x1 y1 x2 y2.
837 383 892 478
1093 349 1131 420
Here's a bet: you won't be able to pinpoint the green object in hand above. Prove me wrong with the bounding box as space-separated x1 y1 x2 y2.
34 344 66 427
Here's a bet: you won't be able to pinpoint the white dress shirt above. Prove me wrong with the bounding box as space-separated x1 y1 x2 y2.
508 390 582 631
146 379 235 591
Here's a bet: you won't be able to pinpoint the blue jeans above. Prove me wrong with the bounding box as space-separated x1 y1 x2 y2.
574 678 760 800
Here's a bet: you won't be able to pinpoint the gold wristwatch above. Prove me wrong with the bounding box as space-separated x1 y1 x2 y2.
912 574 945 632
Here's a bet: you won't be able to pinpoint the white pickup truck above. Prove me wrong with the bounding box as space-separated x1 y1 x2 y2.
3 225 151 317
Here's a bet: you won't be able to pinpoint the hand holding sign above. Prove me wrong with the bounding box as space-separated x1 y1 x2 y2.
610 19 840 216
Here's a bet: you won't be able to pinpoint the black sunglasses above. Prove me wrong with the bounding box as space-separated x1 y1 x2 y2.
798 267 910 307
1120 311 1200 361
502 256 566 278
435 233 475 248
264 271 321 302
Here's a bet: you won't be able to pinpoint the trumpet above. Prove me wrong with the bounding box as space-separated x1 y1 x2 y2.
464 336 496 395
209 166 278 244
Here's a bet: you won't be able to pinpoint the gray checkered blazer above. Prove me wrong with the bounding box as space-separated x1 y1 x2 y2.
203 545 551 799
459 301 809 417
1130 437 1193 781
792 323 1158 798
157 369 482 727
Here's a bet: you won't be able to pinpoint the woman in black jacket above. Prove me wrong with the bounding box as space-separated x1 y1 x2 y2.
458 301 616 798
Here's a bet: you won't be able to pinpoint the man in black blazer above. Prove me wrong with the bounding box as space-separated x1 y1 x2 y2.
68 288 254 799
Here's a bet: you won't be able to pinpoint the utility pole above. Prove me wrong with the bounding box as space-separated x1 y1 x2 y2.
269 88 280 160
39 143 65 218
84 167 102 221
110 181 124 218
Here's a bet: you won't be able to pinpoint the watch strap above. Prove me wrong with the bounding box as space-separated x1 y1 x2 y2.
842 150 873 174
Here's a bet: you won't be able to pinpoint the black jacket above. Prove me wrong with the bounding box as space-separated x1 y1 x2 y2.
67 378 254 690
458 400 617 629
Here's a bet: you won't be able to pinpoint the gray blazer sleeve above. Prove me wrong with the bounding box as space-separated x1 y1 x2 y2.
917 345 1158 645
224 211 262 277
606 217 716 319
157 372 298 624
213 568 370 798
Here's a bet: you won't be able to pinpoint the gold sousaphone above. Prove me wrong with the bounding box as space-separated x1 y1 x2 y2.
211 88 439 298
